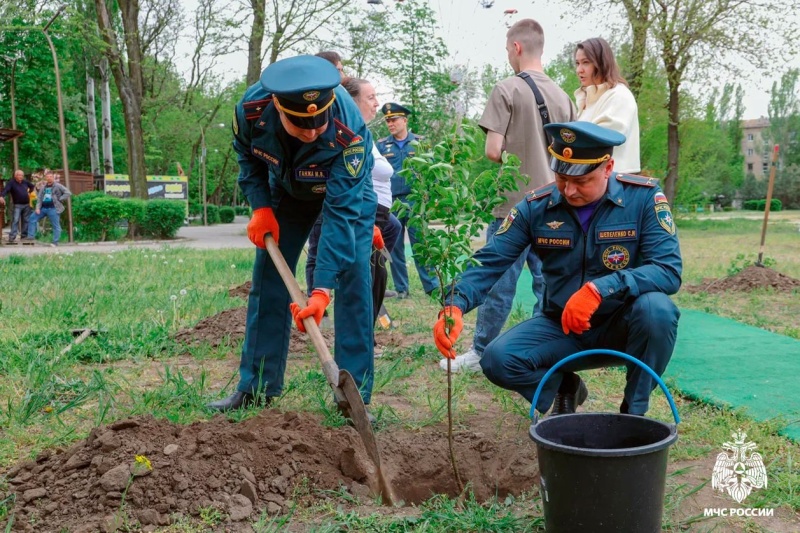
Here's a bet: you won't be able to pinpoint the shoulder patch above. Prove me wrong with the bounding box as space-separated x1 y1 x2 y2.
527 183 556 202
495 208 518 235
343 145 366 177
616 173 657 187
243 98 272 120
334 118 359 148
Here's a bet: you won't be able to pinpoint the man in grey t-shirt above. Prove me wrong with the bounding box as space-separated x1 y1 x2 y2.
440 18 575 372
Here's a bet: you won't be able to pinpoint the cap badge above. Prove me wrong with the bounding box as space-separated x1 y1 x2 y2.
307 103 318 113
384 103 391 112
303 90 320 101
560 128 576 143
562 147 573 159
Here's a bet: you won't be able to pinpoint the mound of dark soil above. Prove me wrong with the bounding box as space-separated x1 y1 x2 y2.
227 282 252 300
173 306 333 354
4 411 539 532
685 265 800 294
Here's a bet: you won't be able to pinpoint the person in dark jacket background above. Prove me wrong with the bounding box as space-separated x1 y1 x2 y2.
0 169 35 243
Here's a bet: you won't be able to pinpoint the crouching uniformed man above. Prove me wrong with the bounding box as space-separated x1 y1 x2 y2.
207 55 378 421
433 121 682 416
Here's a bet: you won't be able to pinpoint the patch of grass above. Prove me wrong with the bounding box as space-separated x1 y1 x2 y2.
2 217 800 530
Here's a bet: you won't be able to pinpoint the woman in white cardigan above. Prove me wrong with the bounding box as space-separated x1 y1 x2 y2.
574 37 641 173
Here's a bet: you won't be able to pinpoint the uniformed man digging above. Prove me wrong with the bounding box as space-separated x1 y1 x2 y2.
207 55 378 422
433 121 682 416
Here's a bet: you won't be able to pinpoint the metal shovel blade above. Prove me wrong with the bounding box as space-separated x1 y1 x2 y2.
338 369 395 505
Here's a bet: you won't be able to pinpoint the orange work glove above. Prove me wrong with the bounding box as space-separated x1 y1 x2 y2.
433 306 464 359
247 207 279 248
290 289 331 333
561 282 602 335
372 225 385 250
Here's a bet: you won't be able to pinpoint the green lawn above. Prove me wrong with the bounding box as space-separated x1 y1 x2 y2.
1 215 799 531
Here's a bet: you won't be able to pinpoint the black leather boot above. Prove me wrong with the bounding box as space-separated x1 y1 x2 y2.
550 373 588 416
206 391 266 412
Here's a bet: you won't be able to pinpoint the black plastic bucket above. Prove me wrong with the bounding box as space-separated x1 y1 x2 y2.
528 349 680 533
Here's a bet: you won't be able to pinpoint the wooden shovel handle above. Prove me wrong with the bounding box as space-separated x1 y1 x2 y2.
264 235 339 386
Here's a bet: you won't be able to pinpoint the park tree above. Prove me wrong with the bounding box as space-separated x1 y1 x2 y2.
245 0 266 85
561 0 651 99
183 0 238 106
648 0 800 204
244 0 354 86
674 85 744 206
766 68 800 168
0 9 85 173
93 0 182 199
335 5 392 79
379 0 453 139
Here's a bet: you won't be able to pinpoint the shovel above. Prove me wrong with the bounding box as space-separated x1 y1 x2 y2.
264 235 394 504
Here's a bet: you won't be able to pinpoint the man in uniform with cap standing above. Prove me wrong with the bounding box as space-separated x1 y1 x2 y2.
432 121 682 417
207 55 378 419
377 103 439 299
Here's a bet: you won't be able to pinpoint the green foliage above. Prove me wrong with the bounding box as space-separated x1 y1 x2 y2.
0 13 86 174
204 204 221 225
121 198 147 237
141 200 185 239
218 206 235 223
73 195 125 242
767 68 800 169
188 199 203 217
544 43 580 96
377 0 454 142
397 121 522 301
742 199 783 211
727 253 776 276
234 206 251 217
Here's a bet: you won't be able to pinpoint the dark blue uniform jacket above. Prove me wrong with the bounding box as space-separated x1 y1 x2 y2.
376 132 421 197
447 173 683 326
233 83 375 289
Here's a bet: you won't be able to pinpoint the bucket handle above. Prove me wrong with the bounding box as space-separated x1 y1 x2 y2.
530 349 680 425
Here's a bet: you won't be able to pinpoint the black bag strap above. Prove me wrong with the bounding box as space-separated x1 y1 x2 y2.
517 71 552 141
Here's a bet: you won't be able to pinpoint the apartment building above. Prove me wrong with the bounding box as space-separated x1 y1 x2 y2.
741 117 770 179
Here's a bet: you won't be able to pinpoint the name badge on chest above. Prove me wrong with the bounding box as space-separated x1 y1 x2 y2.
295 167 330 181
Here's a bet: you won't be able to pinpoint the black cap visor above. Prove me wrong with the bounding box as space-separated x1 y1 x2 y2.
284 109 330 130
549 158 604 177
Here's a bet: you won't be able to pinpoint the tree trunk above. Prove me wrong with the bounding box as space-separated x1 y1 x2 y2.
246 0 266 85
86 66 101 176
269 25 281 65
99 58 114 174
95 0 148 199
665 71 680 203
625 0 650 99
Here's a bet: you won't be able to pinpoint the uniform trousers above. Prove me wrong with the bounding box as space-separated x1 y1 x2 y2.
239 192 376 404
389 195 439 296
480 292 679 415
371 205 401 326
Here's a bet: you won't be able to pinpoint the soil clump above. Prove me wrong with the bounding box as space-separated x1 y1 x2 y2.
684 265 800 294
4 411 538 532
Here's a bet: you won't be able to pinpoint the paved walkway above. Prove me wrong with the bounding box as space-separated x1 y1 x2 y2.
0 217 252 257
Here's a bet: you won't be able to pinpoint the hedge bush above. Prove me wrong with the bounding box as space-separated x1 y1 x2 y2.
142 200 186 238
743 198 782 211
234 206 251 217
204 204 221 224
219 206 235 223
73 195 126 241
121 198 147 238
